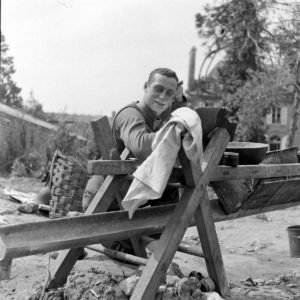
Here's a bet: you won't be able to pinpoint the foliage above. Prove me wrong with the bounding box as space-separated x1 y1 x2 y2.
24 90 47 120
45 120 98 163
228 67 295 142
196 0 270 85
195 0 300 142
0 33 23 108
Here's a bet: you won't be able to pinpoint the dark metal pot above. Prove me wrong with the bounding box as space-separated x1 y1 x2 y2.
226 142 269 165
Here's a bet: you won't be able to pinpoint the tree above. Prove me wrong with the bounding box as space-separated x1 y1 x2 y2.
0 32 23 108
273 3 300 147
231 67 294 142
195 0 300 142
24 89 46 120
196 0 270 85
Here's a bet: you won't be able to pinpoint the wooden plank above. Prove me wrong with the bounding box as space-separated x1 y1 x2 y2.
210 180 253 214
0 205 173 261
211 199 300 222
182 129 230 296
240 178 300 211
131 188 203 299
88 160 185 183
46 248 84 288
210 164 300 181
1 198 300 262
195 191 230 297
90 117 118 160
89 161 300 181
131 128 230 300
88 159 139 175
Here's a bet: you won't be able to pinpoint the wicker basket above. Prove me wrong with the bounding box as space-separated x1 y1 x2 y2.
49 150 89 218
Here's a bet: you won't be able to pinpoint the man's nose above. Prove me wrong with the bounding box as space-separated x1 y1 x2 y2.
159 90 168 99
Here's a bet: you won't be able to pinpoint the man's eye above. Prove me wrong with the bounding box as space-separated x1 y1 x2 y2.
154 86 163 93
166 91 175 97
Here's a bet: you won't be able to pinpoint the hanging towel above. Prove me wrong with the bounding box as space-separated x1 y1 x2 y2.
122 107 203 219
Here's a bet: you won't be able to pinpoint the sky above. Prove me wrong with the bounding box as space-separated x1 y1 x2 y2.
2 0 212 116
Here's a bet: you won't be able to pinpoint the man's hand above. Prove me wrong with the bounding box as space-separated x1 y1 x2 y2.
174 81 184 103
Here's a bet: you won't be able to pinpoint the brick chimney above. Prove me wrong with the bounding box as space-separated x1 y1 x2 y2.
188 46 197 91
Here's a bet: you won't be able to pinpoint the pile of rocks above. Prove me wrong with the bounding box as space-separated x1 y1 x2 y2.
27 268 127 300
27 263 223 300
119 263 223 300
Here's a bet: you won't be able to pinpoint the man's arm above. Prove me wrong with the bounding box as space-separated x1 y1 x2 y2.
114 107 155 160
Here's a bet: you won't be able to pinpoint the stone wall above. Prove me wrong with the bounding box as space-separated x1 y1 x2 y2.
0 103 87 172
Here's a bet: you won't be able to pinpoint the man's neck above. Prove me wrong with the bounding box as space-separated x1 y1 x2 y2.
137 101 158 127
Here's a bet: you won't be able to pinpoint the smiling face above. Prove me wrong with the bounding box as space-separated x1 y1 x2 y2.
142 73 178 117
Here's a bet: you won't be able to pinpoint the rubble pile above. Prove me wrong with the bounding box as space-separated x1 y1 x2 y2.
26 263 224 300
230 273 300 299
27 268 127 300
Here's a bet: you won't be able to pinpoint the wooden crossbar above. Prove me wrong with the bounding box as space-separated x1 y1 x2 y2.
0 205 173 260
88 160 300 181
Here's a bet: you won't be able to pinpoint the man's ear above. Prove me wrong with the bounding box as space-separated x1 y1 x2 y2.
143 82 148 90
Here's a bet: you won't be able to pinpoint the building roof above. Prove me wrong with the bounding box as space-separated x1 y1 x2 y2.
0 103 87 141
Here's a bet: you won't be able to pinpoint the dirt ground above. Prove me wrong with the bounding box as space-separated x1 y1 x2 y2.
0 176 300 299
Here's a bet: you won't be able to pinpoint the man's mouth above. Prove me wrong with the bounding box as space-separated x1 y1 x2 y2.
154 99 166 107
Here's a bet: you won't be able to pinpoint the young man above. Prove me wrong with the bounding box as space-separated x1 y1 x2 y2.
81 68 186 254
112 67 185 160
82 68 186 211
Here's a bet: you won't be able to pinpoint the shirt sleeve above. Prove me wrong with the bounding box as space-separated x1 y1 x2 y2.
114 107 155 160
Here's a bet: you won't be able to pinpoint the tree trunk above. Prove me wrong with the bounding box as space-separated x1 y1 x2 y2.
286 61 300 148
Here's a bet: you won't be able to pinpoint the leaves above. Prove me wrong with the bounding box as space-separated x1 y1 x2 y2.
224 67 295 142
0 33 23 108
195 0 300 142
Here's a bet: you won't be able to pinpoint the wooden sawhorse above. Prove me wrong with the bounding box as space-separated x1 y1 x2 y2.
2 131 300 299
46 116 232 299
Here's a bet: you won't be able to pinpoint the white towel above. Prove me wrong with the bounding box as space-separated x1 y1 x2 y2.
122 107 203 219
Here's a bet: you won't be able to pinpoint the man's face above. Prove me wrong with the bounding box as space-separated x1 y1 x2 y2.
143 73 178 116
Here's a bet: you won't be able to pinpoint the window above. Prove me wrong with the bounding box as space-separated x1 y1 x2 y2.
266 106 288 125
272 107 281 123
269 135 281 151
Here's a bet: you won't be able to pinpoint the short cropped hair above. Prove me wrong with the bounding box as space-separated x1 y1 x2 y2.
147 68 179 84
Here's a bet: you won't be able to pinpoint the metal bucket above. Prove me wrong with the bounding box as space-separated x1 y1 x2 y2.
287 225 300 257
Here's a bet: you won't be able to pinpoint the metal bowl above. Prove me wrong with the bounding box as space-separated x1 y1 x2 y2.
226 142 269 165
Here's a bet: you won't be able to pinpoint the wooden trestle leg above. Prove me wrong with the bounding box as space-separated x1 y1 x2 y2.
131 128 230 300
47 116 145 288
